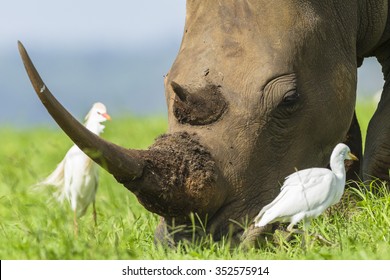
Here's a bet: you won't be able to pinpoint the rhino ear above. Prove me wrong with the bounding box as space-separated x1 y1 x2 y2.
17 41 145 182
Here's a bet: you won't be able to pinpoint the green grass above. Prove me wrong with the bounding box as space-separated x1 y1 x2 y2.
1 106 389 260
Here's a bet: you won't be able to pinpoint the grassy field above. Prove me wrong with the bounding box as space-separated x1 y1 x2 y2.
1 102 390 260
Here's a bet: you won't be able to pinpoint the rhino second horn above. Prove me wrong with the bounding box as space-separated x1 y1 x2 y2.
171 81 228 126
17 41 145 182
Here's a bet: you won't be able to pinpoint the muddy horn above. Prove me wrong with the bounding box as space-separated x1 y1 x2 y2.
18 41 145 182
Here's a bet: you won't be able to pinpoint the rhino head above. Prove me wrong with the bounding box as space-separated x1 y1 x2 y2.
19 1 362 245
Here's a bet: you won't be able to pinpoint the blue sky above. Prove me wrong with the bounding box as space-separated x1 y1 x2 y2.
0 1 384 126
1 1 187 125
0 0 186 51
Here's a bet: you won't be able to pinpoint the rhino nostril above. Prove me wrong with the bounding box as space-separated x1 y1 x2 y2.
171 81 188 102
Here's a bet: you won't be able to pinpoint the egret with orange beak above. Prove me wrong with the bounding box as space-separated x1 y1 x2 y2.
254 143 358 242
35 102 111 235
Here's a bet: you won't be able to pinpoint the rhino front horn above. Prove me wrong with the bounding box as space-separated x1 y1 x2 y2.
17 41 145 183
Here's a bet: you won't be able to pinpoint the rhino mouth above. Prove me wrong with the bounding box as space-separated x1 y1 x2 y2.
125 131 219 221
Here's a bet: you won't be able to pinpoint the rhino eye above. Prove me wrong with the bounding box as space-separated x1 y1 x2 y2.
281 90 300 106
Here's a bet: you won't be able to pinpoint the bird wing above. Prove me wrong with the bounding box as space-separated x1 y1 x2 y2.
76 163 99 217
281 168 335 209
64 145 99 217
255 168 335 226
255 170 322 219
33 144 83 189
282 168 327 190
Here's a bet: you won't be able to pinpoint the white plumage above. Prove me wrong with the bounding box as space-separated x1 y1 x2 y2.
254 143 358 232
36 102 111 234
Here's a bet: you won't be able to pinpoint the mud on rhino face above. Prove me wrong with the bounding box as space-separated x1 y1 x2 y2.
19 0 359 245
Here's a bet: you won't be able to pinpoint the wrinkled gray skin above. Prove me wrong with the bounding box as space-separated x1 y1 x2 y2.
19 0 390 246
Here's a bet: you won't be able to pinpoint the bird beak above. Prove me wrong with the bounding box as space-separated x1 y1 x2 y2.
102 113 111 121
347 152 358 161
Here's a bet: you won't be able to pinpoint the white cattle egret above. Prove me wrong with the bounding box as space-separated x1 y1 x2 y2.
36 102 111 235
254 143 358 236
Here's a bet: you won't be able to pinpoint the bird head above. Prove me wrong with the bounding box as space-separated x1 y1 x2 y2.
85 102 111 123
333 143 359 162
346 151 358 161
84 102 111 135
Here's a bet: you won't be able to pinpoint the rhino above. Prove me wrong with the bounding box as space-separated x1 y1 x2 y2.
19 0 390 245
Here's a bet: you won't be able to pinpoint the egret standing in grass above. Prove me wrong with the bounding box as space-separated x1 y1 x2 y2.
36 102 111 235
254 143 358 241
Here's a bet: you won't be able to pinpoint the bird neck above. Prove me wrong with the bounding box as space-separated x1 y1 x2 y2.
330 155 346 180
85 119 104 135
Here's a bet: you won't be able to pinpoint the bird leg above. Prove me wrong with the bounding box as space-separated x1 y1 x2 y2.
73 209 79 237
302 220 310 250
312 233 333 245
286 223 309 248
92 202 97 227
287 223 333 246
296 230 333 246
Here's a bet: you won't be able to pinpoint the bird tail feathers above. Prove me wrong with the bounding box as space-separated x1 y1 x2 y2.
254 208 267 227
254 211 275 228
254 200 277 228
32 160 66 202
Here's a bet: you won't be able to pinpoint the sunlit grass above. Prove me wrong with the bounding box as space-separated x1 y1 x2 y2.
1 108 389 259
0 116 166 259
